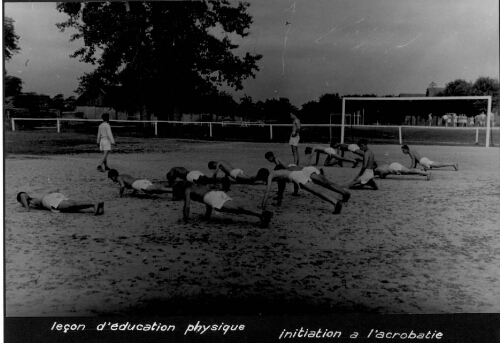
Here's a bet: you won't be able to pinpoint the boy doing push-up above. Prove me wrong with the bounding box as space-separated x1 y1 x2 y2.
173 183 273 228
108 169 172 197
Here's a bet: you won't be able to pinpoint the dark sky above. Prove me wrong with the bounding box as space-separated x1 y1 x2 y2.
4 1 499 107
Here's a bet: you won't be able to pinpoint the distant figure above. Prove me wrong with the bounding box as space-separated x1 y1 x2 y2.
173 183 273 228
442 114 448 127
289 112 301 165
401 145 458 171
479 112 487 127
468 116 474 127
108 169 172 197
348 139 378 190
96 112 115 172
374 162 432 180
428 113 433 126
17 191 104 215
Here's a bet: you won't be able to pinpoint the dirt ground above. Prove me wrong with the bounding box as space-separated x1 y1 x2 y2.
4 140 500 316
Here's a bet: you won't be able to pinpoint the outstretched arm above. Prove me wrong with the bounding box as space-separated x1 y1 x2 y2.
19 194 31 211
356 157 368 178
408 152 417 168
212 163 221 180
261 174 274 209
204 206 213 220
97 128 101 145
107 124 115 145
118 178 126 198
183 188 191 223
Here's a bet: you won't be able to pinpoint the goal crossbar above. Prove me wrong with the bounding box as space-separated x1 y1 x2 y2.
341 96 493 147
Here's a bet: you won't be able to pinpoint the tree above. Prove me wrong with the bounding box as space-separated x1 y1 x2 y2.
438 77 499 114
4 17 21 61
56 1 262 120
5 75 23 97
239 94 259 120
261 98 297 123
471 77 499 112
440 79 472 96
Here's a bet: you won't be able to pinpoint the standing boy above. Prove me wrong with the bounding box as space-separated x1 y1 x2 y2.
289 112 301 165
97 113 115 172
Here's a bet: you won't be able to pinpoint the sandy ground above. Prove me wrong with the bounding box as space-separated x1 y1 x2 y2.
4 141 500 316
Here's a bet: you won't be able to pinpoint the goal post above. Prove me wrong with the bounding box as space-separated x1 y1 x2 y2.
341 96 493 147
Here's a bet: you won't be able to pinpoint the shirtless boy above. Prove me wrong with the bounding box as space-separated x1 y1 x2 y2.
305 146 359 167
331 142 365 158
348 139 378 190
108 169 172 197
208 160 266 184
17 191 104 215
166 166 231 191
265 151 297 168
374 162 432 180
262 167 344 214
401 145 458 171
289 112 301 165
173 183 273 228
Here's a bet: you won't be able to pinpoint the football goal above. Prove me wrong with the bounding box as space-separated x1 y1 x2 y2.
340 96 494 147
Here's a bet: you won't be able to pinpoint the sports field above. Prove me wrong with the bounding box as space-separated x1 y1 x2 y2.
4 132 500 316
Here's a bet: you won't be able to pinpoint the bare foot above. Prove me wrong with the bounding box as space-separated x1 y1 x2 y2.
333 201 342 214
94 202 104 215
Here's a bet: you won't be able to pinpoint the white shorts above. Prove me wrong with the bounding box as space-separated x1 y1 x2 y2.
324 147 336 155
42 193 69 210
389 162 403 173
348 144 360 152
229 169 244 179
203 191 232 209
186 171 204 183
100 138 112 151
359 169 374 184
288 170 311 185
289 135 300 146
287 164 297 167
419 157 434 168
132 179 153 191
302 166 321 178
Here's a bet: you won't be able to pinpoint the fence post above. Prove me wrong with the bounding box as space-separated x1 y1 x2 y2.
11 118 15 131
57 119 60 133
270 125 273 140
475 128 479 145
155 121 158 136
399 126 402 144
209 123 212 137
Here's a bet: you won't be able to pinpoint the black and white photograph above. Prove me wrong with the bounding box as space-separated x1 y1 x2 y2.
3 0 500 341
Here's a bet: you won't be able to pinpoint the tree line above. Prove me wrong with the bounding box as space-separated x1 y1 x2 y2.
4 1 499 123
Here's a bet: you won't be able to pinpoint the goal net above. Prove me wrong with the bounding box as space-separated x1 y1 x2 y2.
340 96 494 147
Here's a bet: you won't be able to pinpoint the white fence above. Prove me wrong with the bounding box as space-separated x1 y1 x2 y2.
10 117 498 146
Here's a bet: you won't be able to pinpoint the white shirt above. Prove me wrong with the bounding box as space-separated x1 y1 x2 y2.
97 122 115 144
